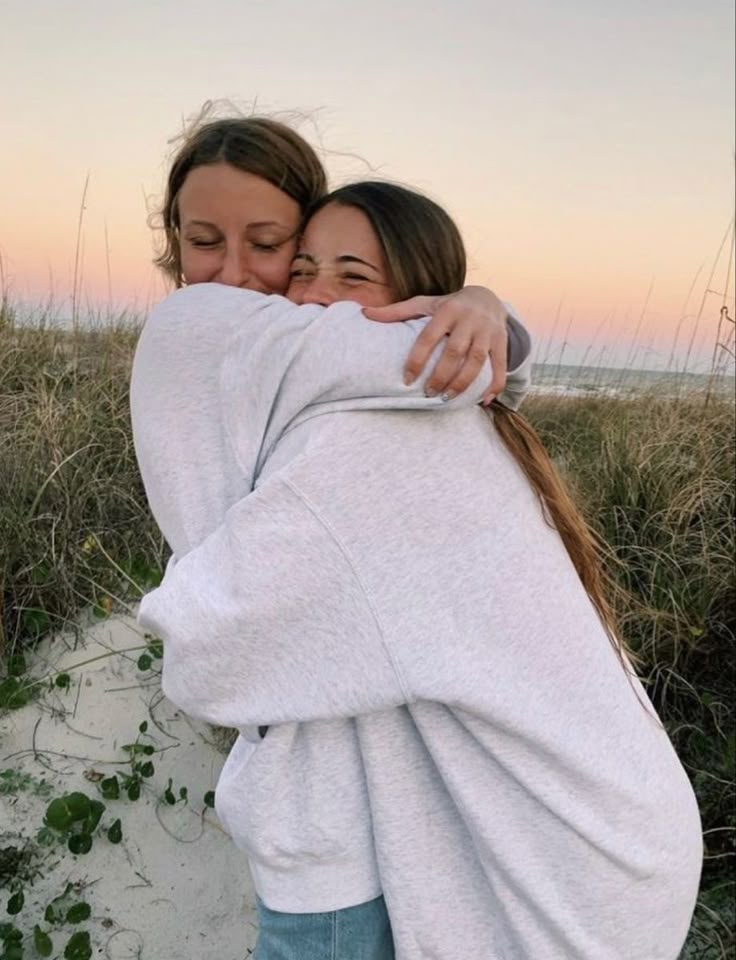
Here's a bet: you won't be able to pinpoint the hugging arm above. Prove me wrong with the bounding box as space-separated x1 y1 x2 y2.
138 476 408 728
131 282 495 567
364 286 532 408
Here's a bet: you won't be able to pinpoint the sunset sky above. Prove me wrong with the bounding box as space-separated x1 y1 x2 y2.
1 0 734 369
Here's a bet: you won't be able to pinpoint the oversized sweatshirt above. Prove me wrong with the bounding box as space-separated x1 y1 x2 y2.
131 283 529 916
132 284 702 960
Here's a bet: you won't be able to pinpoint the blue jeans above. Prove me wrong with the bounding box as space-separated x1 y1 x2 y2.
253 895 395 960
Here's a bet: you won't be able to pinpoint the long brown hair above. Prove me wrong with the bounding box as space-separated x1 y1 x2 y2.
154 105 327 287
322 180 630 661
488 402 631 662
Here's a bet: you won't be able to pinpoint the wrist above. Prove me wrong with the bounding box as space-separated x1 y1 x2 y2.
462 285 506 323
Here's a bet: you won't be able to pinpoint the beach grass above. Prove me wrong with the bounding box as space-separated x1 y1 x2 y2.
1 306 734 957
0 308 164 663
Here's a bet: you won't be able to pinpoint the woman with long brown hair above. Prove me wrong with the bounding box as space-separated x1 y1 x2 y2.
132 181 702 959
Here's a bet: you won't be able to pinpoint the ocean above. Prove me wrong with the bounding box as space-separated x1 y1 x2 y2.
530 363 735 400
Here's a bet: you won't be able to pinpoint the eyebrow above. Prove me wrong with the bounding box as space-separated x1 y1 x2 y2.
292 252 381 272
183 219 286 230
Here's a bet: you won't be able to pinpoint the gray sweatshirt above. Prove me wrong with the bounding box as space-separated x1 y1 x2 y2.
131 284 520 917
132 285 702 960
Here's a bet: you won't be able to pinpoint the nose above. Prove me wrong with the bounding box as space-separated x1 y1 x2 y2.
299 276 337 306
216 244 249 288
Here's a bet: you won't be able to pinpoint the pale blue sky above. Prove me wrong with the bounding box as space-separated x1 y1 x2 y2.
1 0 733 367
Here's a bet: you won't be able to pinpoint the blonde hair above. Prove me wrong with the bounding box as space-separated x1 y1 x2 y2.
154 107 327 286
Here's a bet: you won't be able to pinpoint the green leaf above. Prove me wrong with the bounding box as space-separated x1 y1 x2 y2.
33 925 53 957
6 891 24 916
54 674 71 690
83 800 105 834
178 786 188 802
63 931 92 960
44 798 72 832
100 776 119 800
138 762 154 779
147 639 164 659
66 793 93 822
44 792 93 831
43 900 64 923
65 903 90 925
122 742 154 757
203 791 215 809
163 778 175 805
126 780 140 802
43 885 74 926
107 819 122 845
43 905 60 926
127 560 163 594
136 654 153 672
0 922 23 941
138 721 148 734
68 834 92 855
3 940 25 960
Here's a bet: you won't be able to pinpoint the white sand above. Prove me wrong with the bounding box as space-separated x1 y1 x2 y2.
1 610 257 959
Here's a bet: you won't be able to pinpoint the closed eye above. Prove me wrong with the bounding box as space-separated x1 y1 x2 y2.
188 237 221 248
341 273 376 283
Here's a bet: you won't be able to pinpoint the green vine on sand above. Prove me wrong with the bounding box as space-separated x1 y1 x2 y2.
2 706 216 960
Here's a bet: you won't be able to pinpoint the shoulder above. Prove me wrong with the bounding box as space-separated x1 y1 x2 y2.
144 284 269 338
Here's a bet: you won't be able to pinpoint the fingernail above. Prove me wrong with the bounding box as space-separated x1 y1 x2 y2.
404 373 415 386
442 391 456 402
425 387 438 397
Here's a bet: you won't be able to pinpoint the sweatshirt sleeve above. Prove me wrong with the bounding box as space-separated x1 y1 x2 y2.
221 294 529 417
219 294 495 422
495 305 532 411
138 475 409 727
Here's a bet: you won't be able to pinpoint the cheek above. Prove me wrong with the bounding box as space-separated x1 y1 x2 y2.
180 247 213 285
361 286 395 308
253 242 298 295
258 254 293 294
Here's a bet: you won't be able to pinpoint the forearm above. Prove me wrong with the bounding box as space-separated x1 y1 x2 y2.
138 476 407 727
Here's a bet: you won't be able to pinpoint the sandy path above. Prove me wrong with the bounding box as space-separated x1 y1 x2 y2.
1 611 258 959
